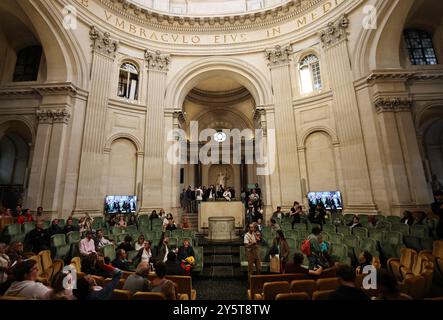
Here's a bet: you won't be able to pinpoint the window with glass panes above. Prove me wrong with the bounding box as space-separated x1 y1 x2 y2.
13 46 42 82
299 54 322 94
404 29 438 65
118 63 139 100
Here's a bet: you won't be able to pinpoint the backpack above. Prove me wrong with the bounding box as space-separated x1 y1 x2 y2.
301 239 311 256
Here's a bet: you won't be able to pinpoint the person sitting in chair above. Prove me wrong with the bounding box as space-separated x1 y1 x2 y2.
223 188 232 201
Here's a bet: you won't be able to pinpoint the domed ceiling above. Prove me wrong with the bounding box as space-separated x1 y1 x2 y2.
130 0 292 16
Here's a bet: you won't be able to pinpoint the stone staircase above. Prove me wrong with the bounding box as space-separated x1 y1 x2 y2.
199 238 244 279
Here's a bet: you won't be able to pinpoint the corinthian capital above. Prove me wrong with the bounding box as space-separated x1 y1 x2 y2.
89 26 119 57
36 109 71 124
145 49 171 71
374 97 412 113
265 45 293 67
319 14 349 49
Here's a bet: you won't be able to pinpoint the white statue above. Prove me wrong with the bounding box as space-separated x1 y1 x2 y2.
216 170 230 189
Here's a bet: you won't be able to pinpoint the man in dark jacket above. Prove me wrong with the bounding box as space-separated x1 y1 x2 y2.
329 264 370 300
111 249 131 271
165 252 185 276
25 220 50 254
63 217 78 234
47 219 63 237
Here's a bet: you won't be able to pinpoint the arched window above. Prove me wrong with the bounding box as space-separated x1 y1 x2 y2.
13 46 42 82
299 54 322 94
118 63 139 100
404 29 438 65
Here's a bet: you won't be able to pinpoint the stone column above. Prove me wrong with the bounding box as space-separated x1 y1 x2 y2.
27 106 72 216
375 97 432 212
141 49 170 212
27 111 54 210
170 111 185 212
76 26 118 213
265 46 302 209
254 107 280 216
319 15 377 213
41 109 72 215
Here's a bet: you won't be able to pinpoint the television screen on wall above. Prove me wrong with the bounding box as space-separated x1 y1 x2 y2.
105 195 137 214
307 191 343 210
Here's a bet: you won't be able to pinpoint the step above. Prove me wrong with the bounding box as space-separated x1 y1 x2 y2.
200 266 244 279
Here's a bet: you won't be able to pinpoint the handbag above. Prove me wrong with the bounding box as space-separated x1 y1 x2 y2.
269 255 280 273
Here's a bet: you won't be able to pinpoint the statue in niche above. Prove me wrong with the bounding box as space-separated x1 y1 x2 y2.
216 169 230 190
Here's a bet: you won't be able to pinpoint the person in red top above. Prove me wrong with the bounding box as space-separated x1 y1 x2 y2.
17 209 33 224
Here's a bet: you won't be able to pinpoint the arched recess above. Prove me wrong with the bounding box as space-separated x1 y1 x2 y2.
104 133 143 153
106 138 138 196
304 131 339 192
300 126 340 148
0 119 34 208
416 104 443 192
14 0 87 87
166 57 273 110
353 0 415 77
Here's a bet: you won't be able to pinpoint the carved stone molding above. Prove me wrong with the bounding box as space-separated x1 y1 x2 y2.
265 45 293 67
173 111 186 125
90 26 119 57
0 83 85 99
100 0 321 32
319 14 349 49
145 49 171 71
374 97 412 114
367 70 443 83
36 109 71 124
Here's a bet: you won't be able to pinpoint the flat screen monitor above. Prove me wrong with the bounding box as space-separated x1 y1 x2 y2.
105 195 137 214
307 191 343 210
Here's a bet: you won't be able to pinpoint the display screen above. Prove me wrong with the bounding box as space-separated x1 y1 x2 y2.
105 195 137 214
307 191 343 210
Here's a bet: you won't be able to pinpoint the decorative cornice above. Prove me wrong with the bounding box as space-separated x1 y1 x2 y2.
36 109 71 124
90 26 119 57
173 111 186 125
100 0 322 32
0 83 85 98
144 49 171 71
374 97 412 114
319 14 349 49
265 44 293 67
187 87 251 107
367 70 443 83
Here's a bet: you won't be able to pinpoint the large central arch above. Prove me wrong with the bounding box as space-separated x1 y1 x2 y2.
166 56 273 110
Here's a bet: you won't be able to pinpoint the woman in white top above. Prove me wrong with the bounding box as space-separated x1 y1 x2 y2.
5 259 52 300
140 241 153 264
223 189 232 201
135 235 145 251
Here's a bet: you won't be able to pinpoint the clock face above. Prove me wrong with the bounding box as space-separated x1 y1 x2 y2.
214 132 227 143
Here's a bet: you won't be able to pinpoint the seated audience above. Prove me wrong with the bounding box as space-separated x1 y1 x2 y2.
373 270 412 300
0 208 13 218
6 241 24 265
177 240 195 262
123 262 151 294
79 231 97 257
255 218 264 232
4 259 52 299
157 237 171 263
25 220 50 254
95 229 112 250
149 210 159 220
367 215 382 229
401 210 414 226
50 271 75 300
328 264 370 300
79 213 93 233
149 262 176 300
112 249 132 271
134 235 146 251
285 253 323 276
165 214 177 231
117 215 127 228
47 219 63 237
165 252 185 276
0 243 10 284
63 217 78 234
270 218 281 233
347 215 363 230
117 235 134 253
181 217 191 230
17 208 33 224
356 251 373 275
81 253 114 279
136 240 153 265
73 268 122 300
